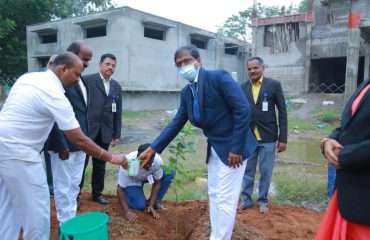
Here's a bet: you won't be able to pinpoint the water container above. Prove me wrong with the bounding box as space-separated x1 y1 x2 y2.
59 212 109 240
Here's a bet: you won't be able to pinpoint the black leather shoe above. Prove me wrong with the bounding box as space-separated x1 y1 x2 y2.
92 195 111 205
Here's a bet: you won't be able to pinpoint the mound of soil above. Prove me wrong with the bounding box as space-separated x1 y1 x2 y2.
50 193 324 239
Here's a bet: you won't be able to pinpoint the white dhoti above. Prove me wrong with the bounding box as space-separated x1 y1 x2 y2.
49 151 86 225
0 159 50 240
208 147 247 240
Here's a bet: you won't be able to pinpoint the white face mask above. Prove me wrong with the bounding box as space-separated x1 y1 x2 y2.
178 63 198 81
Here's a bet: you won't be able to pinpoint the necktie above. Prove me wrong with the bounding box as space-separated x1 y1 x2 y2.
351 83 370 116
191 83 201 122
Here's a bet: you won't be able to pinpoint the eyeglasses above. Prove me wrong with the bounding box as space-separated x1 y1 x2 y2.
175 57 195 68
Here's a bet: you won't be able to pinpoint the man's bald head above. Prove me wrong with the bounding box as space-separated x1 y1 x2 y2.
51 52 84 88
67 40 93 70
52 52 82 68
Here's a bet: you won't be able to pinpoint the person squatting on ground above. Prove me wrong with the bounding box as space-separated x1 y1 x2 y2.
117 143 176 222
239 57 288 213
44 41 93 225
138 45 258 240
80 53 123 205
315 76 370 239
0 52 128 240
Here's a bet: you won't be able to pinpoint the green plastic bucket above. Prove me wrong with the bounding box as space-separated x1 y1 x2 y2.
59 212 109 240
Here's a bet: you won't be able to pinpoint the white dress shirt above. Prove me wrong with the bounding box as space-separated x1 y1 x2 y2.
99 72 111 95
78 79 87 104
0 70 79 162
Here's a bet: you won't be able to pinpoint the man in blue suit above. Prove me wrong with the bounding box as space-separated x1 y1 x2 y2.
139 45 258 240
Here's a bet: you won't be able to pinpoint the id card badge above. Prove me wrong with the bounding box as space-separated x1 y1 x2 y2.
147 175 154 184
112 95 117 113
262 92 268 112
262 101 268 112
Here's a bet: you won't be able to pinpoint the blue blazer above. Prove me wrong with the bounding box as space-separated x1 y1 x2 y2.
151 68 258 165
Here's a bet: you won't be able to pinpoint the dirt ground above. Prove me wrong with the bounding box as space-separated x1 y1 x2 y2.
51 192 324 240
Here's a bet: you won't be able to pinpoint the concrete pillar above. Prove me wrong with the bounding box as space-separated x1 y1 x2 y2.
304 23 312 93
345 28 361 100
251 27 257 57
364 42 370 80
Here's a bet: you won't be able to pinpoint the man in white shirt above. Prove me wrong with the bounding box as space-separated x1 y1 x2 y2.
0 52 128 240
117 143 175 223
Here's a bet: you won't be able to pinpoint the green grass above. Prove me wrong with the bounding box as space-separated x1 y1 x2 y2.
81 161 120 195
142 167 208 202
122 111 150 119
310 106 342 117
310 106 342 124
272 172 328 210
288 117 316 131
288 114 340 136
277 140 326 168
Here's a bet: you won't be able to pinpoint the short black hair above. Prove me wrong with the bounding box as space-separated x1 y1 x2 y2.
100 53 116 63
137 143 151 156
66 42 81 55
52 52 80 69
174 45 200 63
246 56 264 65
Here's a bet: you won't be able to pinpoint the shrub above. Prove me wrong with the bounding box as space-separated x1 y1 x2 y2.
320 112 338 123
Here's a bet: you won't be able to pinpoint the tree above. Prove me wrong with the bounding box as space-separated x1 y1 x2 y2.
52 0 115 19
0 0 115 83
0 10 15 40
218 3 297 42
298 0 314 13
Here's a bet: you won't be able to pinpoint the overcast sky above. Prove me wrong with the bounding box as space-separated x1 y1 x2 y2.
114 0 302 32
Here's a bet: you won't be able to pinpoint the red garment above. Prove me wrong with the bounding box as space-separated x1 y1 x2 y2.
351 83 370 116
315 191 370 240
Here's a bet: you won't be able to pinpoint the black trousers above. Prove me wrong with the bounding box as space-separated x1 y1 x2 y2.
80 131 110 198
44 151 53 194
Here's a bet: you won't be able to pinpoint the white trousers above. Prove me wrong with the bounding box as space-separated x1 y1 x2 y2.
0 159 50 240
49 151 86 225
208 147 247 240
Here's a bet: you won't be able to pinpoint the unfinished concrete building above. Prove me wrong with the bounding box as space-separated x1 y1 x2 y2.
27 7 248 111
251 0 370 98
251 12 313 95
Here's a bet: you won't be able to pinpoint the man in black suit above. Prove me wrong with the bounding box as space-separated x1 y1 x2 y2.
81 53 122 205
44 41 93 225
239 57 288 213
